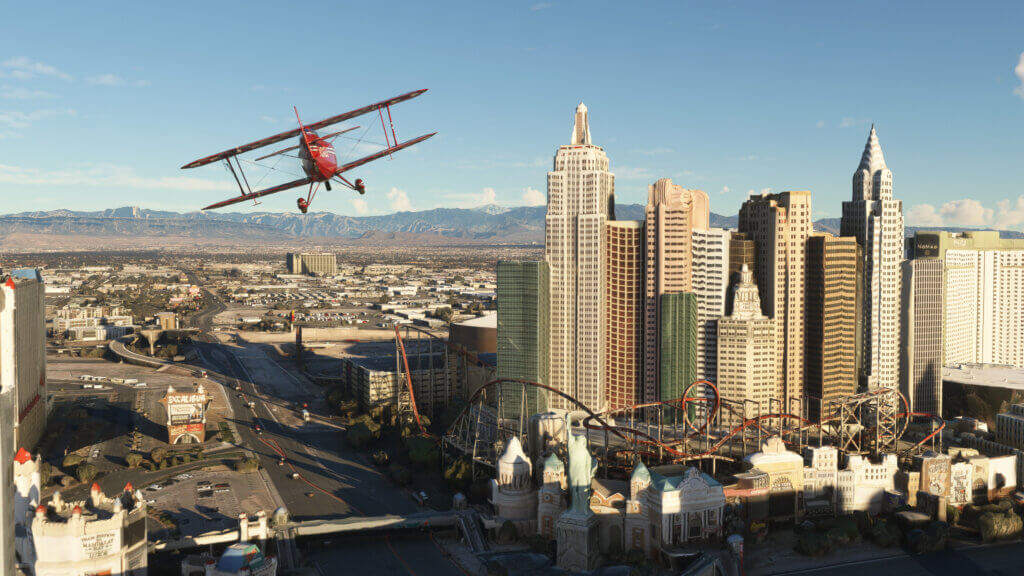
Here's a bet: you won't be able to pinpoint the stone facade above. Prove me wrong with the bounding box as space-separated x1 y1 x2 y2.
30 485 148 576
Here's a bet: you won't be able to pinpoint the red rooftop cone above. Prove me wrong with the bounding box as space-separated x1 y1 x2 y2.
124 482 133 492
4 278 15 290
91 482 101 493
13 447 32 464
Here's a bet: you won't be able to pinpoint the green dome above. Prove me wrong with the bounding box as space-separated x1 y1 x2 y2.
631 460 650 482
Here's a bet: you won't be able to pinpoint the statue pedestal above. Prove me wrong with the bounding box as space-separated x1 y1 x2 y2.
556 510 600 572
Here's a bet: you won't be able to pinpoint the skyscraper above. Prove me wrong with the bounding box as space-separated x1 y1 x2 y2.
911 230 1024 368
497 261 550 417
659 292 697 409
718 265 776 417
0 271 47 451
804 234 860 420
727 232 756 310
738 191 812 409
900 258 944 415
841 126 904 390
691 228 731 383
545 103 615 412
0 386 14 576
603 221 644 412
643 178 709 404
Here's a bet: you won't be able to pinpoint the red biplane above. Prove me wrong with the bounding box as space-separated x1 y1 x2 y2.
182 89 434 213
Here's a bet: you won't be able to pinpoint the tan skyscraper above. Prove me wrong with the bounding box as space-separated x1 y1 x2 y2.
718 265 776 416
738 190 812 408
603 221 644 412
804 234 860 420
545 103 615 412
643 178 709 404
841 126 904 391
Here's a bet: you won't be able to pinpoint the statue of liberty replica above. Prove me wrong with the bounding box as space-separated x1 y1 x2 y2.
556 420 600 571
566 428 597 514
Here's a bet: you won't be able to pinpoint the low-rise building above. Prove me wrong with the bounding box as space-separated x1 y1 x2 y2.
30 485 148 575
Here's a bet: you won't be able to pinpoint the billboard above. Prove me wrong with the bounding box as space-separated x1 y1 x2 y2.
161 387 210 444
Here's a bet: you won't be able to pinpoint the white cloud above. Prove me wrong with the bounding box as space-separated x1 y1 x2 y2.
0 163 236 192
350 197 370 215
718 186 731 195
0 86 55 100
816 120 825 129
0 57 71 81
747 187 772 197
907 195 1024 231
530 2 552 10
444 187 498 208
939 198 993 226
1015 52 1024 99
0 108 76 130
994 195 1024 228
87 74 123 86
134 80 151 88
522 186 545 206
906 204 943 227
387 187 413 212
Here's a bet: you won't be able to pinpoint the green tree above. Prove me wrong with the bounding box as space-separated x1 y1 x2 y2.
235 457 260 473
150 447 168 465
125 453 143 468
39 462 52 487
62 453 83 469
76 462 98 484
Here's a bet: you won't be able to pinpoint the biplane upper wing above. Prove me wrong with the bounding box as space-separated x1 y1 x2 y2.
201 177 312 210
335 132 437 174
182 89 428 169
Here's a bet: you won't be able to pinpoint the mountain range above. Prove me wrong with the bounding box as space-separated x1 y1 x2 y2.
0 205 1019 248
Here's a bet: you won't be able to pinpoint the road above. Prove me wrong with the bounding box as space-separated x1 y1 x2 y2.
179 273 465 575
773 540 1024 576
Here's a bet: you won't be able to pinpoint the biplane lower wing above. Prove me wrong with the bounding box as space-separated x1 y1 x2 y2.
335 132 437 174
202 177 312 210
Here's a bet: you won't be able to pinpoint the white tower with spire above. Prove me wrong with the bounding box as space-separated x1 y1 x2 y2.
842 125 904 390
545 103 615 412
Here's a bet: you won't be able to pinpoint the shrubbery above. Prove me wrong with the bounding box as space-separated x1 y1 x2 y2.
62 453 83 469
235 457 260 473
76 462 98 484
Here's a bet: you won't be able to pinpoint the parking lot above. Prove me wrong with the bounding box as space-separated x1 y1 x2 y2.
142 467 277 537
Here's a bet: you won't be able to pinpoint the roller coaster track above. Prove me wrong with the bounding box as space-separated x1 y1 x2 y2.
441 376 946 470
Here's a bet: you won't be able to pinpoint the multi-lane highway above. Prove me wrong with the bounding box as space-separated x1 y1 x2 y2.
180 278 466 574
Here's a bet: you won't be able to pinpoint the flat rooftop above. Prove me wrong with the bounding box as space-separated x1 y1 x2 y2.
943 363 1024 390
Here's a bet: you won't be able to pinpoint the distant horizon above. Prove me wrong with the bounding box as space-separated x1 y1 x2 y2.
1 2 1022 229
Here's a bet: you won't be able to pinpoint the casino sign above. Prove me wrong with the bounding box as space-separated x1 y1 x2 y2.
160 384 211 444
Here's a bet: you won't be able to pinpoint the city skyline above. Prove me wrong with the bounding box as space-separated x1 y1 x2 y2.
0 2 1021 228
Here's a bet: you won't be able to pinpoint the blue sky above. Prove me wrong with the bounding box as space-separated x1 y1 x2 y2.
2 1 1023 228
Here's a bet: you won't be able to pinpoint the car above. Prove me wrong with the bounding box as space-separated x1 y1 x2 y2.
146 499 156 505
303 440 311 448
145 484 163 491
305 492 315 498
278 457 285 466
197 490 213 498
197 480 212 487
214 483 229 489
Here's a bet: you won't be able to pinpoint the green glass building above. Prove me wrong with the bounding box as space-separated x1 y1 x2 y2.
659 292 697 422
496 260 550 419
